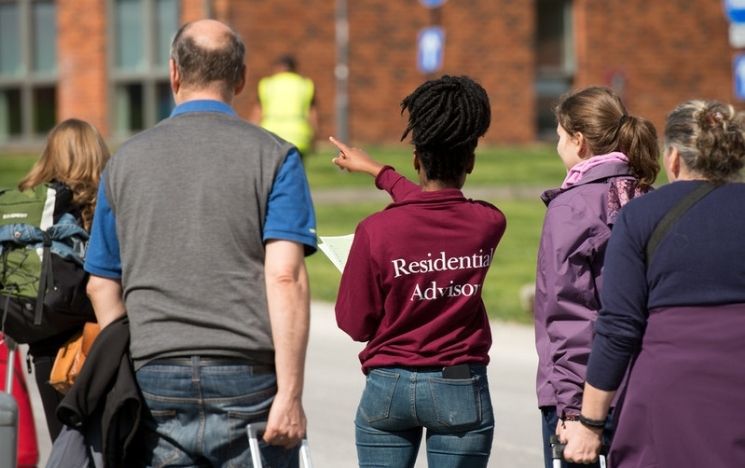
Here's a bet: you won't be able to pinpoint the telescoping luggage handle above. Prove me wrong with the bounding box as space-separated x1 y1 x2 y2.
550 435 606 468
246 422 313 468
3 335 16 394
1 334 19 468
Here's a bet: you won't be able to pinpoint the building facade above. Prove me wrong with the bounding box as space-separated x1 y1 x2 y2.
0 0 738 148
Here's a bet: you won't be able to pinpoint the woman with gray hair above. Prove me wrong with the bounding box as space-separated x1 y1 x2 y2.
561 100 745 467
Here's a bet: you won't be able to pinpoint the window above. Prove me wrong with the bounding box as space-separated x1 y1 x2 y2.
0 3 22 77
535 0 575 139
110 0 178 137
0 0 57 143
32 0 56 73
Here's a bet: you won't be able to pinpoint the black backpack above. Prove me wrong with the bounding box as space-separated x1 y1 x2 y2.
0 182 95 343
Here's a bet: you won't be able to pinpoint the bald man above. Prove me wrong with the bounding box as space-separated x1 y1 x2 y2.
85 20 316 466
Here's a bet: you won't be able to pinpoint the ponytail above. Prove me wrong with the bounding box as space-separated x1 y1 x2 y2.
616 115 660 188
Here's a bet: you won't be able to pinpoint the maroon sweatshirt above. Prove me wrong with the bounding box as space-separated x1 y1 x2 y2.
335 167 507 372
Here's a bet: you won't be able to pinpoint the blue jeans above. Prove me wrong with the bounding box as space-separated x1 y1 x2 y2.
355 366 494 468
540 406 614 468
135 357 298 468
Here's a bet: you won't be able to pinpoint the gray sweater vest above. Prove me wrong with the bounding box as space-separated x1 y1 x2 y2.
105 110 293 366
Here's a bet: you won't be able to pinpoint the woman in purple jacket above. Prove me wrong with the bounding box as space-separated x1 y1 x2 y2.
563 101 745 466
331 76 506 467
533 87 660 468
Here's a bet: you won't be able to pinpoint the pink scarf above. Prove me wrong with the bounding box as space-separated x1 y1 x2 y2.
561 152 629 189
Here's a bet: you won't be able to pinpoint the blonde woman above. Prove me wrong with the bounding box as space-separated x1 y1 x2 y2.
19 118 110 440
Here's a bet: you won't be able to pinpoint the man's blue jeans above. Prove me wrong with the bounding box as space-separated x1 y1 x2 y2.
354 366 494 468
135 357 298 468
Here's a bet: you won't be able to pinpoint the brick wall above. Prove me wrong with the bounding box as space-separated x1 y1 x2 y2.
228 0 336 144
50 0 737 146
225 0 533 146
439 1 534 143
181 0 207 24
346 0 429 144
57 0 108 135
575 0 734 135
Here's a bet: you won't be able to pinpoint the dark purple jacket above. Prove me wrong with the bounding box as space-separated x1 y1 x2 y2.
586 181 745 466
533 161 647 415
607 304 745 468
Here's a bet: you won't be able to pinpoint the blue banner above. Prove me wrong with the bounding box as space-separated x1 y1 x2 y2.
419 0 447 8
733 54 745 100
725 0 745 23
417 27 445 74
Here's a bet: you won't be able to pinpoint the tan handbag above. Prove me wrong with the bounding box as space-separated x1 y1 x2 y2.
49 322 100 393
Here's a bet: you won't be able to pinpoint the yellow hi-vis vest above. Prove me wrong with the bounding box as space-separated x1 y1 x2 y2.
258 71 315 155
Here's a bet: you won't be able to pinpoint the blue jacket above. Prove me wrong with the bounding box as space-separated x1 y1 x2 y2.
0 213 88 265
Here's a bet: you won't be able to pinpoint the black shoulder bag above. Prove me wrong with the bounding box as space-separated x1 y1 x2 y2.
645 182 717 266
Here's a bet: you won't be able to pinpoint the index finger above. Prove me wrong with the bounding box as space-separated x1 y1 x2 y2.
329 136 352 154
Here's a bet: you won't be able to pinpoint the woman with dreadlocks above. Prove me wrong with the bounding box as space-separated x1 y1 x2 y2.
330 75 505 467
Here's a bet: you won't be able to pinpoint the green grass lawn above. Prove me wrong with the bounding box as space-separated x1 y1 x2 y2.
305 144 558 323
309 198 544 324
306 144 565 188
0 145 560 324
0 154 35 189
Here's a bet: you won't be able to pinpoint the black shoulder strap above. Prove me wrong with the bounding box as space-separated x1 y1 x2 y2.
645 182 716 266
34 231 55 326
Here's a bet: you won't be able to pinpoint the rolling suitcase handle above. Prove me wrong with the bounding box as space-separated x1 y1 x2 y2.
4 335 16 394
1 334 19 468
246 422 312 468
550 435 607 468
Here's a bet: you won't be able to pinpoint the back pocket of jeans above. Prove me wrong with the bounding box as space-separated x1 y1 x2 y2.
428 376 481 428
358 369 399 424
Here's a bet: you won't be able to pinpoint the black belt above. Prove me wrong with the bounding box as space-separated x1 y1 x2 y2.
152 356 275 373
382 364 477 379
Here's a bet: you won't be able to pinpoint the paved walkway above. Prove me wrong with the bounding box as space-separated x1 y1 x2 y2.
304 302 542 467
26 302 542 467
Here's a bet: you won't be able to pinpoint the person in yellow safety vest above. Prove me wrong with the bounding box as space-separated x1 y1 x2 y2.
251 55 318 159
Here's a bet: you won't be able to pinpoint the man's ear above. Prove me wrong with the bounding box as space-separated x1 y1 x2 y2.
169 59 181 95
234 64 247 96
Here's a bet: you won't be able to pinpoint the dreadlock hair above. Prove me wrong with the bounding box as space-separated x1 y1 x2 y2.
400 75 491 183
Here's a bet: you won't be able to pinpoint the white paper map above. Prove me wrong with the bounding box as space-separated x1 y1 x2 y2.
318 234 354 273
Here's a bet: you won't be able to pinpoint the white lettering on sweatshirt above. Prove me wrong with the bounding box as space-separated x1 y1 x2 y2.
410 280 481 301
391 249 494 278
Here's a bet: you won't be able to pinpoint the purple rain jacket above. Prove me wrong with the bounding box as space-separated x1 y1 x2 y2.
533 160 649 416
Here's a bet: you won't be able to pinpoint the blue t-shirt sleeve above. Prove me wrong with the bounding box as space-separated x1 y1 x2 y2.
263 149 317 255
84 175 122 278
